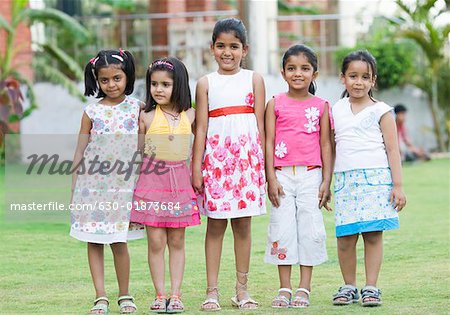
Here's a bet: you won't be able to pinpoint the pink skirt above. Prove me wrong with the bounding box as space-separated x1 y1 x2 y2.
130 157 200 228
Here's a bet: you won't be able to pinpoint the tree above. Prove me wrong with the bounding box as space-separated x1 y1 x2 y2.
389 0 450 151
0 0 90 132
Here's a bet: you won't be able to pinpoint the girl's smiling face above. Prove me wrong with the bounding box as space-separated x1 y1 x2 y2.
282 53 317 92
150 70 174 106
97 65 127 103
211 31 248 75
341 60 376 100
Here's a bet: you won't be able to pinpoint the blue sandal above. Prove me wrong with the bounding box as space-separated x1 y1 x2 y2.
361 286 382 307
332 285 359 305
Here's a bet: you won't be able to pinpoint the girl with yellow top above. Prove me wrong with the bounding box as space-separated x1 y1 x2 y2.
130 57 200 313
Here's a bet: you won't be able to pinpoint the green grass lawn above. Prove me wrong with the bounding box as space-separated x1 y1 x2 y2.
1 159 449 314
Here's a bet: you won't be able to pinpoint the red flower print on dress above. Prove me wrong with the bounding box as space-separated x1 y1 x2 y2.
208 182 225 199
207 200 217 211
245 92 254 106
239 176 248 189
204 174 213 186
229 143 241 158
208 134 220 149
238 134 248 146
213 146 227 162
213 167 222 180
239 159 249 172
224 158 237 175
223 178 234 191
246 190 256 201
203 154 213 171
238 200 247 209
278 253 287 260
232 186 242 199
221 202 231 212
224 136 231 149
250 172 260 186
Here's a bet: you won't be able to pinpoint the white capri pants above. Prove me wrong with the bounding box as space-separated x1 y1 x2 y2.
264 166 328 266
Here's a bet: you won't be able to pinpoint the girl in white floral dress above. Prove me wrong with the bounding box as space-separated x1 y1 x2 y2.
192 18 266 310
70 49 143 315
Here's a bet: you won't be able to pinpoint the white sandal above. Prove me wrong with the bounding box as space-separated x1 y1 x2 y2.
292 288 310 308
230 271 258 309
271 288 292 308
201 287 221 312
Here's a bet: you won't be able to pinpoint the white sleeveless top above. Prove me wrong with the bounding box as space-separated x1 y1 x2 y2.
332 97 393 172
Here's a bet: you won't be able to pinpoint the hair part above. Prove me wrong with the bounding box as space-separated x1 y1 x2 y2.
84 49 136 98
212 17 248 46
144 57 192 113
282 44 318 95
340 49 377 99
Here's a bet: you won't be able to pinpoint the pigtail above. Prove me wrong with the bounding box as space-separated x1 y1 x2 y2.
122 50 136 95
84 60 98 97
309 81 317 95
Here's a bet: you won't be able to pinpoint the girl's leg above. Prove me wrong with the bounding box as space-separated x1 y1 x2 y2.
362 231 383 303
292 265 312 307
87 243 107 313
110 242 131 296
272 265 292 307
203 218 227 310
167 228 186 296
337 234 359 285
110 242 136 313
230 216 257 308
334 234 359 303
147 226 168 296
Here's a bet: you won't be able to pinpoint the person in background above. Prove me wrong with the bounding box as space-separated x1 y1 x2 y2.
394 104 431 162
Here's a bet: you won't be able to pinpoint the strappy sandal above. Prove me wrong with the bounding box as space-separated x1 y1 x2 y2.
150 295 167 313
292 288 310 308
332 284 360 305
90 296 109 315
271 288 292 308
230 271 258 309
361 286 382 307
167 295 184 313
201 287 221 312
117 295 137 314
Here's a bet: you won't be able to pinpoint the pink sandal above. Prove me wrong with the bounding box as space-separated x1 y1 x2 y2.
150 295 167 313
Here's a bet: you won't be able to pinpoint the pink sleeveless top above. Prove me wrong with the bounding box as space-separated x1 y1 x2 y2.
273 93 330 167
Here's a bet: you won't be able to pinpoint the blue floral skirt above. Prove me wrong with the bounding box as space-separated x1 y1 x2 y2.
334 168 399 237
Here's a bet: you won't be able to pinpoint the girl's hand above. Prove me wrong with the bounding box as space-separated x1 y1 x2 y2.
390 185 406 212
268 178 285 208
192 171 204 195
318 182 332 211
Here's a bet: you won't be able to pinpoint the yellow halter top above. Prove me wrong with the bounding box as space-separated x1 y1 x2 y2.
144 105 192 161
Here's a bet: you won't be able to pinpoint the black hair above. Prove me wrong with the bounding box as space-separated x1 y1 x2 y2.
212 18 248 46
144 57 192 113
282 44 318 95
84 49 136 98
394 104 407 114
340 49 377 99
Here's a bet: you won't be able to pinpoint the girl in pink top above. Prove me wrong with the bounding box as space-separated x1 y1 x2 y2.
264 44 333 308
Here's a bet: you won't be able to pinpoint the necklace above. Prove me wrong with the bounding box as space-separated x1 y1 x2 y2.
160 107 180 121
160 107 180 141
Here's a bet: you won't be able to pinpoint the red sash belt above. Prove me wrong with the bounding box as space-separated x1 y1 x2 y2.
209 105 254 117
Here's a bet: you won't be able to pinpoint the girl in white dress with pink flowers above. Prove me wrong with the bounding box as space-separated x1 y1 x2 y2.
192 18 266 310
